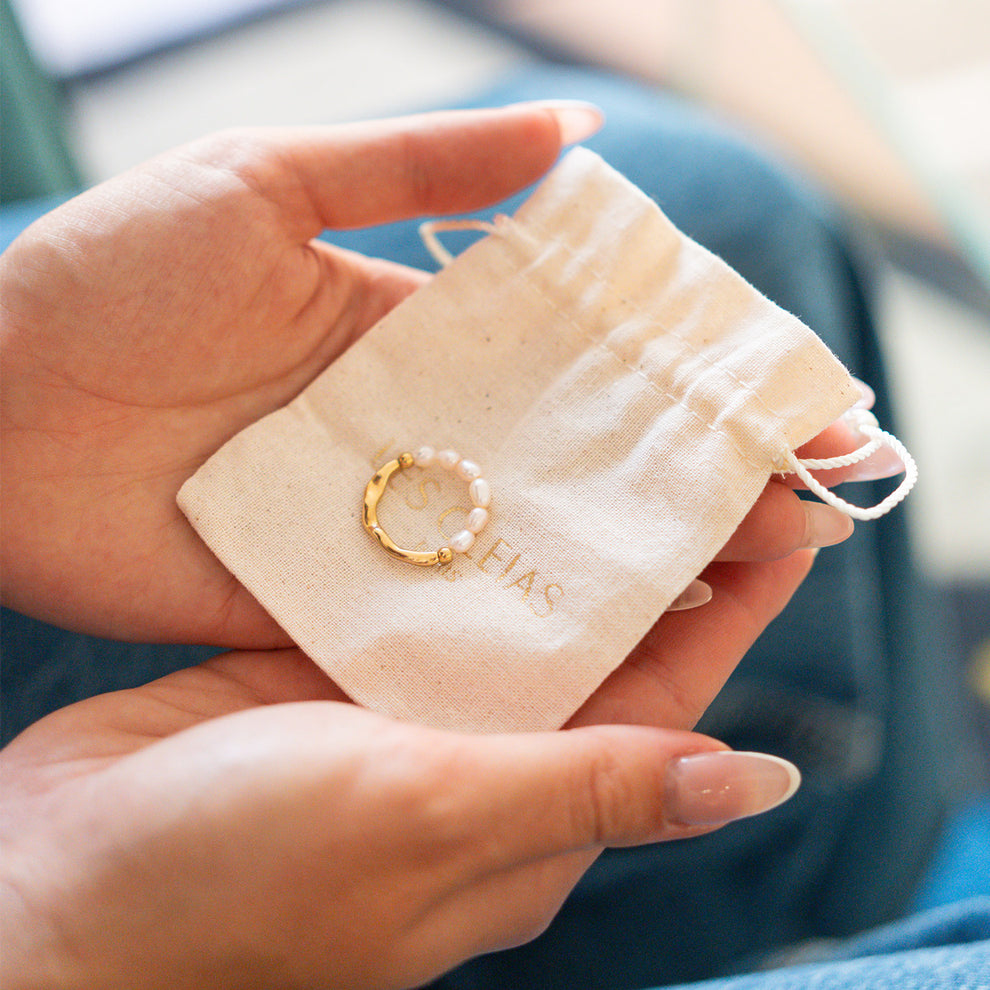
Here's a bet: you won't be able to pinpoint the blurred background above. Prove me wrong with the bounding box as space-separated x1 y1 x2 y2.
3 0 988 736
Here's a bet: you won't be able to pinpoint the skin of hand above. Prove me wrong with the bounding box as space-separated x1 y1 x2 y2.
0 104 880 647
0 106 898 988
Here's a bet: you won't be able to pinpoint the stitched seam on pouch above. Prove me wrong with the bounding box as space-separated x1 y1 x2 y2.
502 215 791 435
496 220 767 470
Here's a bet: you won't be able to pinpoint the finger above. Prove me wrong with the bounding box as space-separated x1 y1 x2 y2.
449 725 799 869
205 102 603 237
201 649 352 705
715 479 853 560
2 648 350 770
784 416 904 490
437 724 805 956
570 551 817 729
850 377 875 411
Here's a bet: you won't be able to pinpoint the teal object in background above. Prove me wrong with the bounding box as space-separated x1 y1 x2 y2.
1 0 81 204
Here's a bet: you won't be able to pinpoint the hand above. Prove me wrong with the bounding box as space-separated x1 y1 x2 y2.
1 650 799 990
0 107 892 648
0 533 813 988
0 104 590 645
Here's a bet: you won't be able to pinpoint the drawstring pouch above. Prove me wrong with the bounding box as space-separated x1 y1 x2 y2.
178 148 914 733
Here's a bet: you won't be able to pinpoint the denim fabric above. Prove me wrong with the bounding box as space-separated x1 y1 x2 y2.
665 899 990 990
0 63 977 990
823 896 990 959
914 797 990 912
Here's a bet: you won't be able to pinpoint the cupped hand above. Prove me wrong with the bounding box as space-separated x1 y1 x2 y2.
0 105 584 645
1 644 801 990
0 520 821 989
0 106 893 647
1 489 823 990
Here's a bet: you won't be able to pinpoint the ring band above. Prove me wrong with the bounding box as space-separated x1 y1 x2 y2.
362 447 491 567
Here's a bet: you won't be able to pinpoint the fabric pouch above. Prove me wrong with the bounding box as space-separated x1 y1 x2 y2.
178 148 911 733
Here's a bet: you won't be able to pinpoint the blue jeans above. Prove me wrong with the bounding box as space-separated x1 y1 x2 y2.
666 897 990 990
2 64 985 988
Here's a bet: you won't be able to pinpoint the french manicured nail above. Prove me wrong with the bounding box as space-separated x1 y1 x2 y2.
852 376 875 410
840 444 906 483
667 579 713 612
522 100 605 145
666 751 801 826
802 502 854 548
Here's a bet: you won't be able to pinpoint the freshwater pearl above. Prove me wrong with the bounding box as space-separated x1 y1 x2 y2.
456 458 482 482
449 529 475 553
466 507 489 534
372 444 492 562
469 478 491 509
436 448 460 470
413 445 435 468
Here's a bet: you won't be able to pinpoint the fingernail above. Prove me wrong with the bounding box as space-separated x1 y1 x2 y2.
667 579 713 612
841 444 906 483
851 376 875 410
802 502 854 548
520 100 605 146
666 751 801 826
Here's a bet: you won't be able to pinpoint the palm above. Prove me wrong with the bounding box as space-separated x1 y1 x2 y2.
1 135 449 645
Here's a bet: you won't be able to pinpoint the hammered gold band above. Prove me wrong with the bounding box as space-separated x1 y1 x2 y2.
362 448 491 567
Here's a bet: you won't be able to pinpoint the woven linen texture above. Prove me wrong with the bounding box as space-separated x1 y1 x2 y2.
178 148 860 733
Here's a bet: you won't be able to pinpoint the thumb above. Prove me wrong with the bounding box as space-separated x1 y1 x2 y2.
462 726 801 868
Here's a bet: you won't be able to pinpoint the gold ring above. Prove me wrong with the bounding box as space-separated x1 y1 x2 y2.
362 447 491 567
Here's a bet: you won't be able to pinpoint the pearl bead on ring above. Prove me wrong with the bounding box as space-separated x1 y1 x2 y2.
362 447 491 567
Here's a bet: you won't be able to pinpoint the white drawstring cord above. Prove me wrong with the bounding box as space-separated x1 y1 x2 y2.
779 407 918 521
420 219 499 268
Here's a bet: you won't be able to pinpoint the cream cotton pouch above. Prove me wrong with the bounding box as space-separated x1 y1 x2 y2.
178 147 914 734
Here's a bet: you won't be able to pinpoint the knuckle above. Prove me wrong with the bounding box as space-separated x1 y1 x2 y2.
569 733 643 846
182 128 280 201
